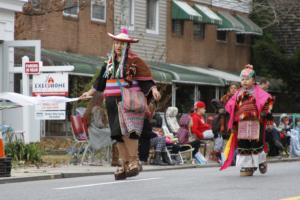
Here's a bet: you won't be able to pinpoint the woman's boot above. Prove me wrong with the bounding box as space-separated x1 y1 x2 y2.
240 168 254 176
114 161 127 180
111 143 120 167
123 136 140 177
151 152 167 165
161 151 174 165
259 162 267 174
114 142 129 180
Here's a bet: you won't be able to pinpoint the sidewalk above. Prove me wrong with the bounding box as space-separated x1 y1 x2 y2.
1 157 299 184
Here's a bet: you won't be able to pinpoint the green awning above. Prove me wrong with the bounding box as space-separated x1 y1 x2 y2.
151 68 174 84
17 49 225 86
235 14 263 35
172 0 202 22
151 62 225 86
217 11 244 32
40 49 174 83
194 4 222 25
41 49 104 76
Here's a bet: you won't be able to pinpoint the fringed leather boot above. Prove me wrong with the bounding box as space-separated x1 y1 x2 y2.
111 143 120 167
123 136 140 177
114 142 129 180
240 168 254 176
259 162 267 174
114 161 127 180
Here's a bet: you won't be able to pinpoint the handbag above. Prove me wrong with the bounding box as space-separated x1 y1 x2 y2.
238 120 260 140
122 87 146 113
117 79 146 113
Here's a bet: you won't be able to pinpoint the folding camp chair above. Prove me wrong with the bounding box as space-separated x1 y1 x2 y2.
156 111 194 164
70 114 91 165
164 107 213 160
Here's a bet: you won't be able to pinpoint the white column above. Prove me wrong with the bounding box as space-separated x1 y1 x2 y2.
0 43 3 92
172 83 176 107
194 85 199 104
0 43 3 123
22 56 30 143
215 87 220 99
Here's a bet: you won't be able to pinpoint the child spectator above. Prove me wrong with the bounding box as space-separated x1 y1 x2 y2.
190 101 214 140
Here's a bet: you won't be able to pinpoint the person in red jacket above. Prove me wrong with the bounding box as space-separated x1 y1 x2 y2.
191 101 214 140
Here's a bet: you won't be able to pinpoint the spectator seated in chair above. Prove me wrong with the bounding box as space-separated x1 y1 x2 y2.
265 120 285 157
176 114 202 163
190 101 214 140
289 118 300 157
277 113 291 155
165 107 180 134
149 113 174 165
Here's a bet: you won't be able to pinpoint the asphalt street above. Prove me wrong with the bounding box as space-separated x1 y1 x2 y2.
0 161 299 200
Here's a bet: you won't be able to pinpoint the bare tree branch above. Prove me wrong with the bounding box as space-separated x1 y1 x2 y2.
22 0 89 16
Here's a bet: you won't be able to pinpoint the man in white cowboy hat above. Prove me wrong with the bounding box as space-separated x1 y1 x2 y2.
81 27 160 180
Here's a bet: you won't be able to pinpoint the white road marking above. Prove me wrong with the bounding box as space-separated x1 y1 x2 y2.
54 177 162 190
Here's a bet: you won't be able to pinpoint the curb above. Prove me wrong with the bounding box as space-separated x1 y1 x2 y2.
0 158 299 184
268 157 300 163
0 174 62 184
0 164 219 184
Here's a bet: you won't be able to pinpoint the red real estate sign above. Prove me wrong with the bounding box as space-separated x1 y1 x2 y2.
25 61 41 74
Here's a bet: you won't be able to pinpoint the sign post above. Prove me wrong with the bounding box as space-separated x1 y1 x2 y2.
22 56 31 143
21 56 74 142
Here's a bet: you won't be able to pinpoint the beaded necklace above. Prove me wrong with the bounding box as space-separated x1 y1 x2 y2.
103 43 129 79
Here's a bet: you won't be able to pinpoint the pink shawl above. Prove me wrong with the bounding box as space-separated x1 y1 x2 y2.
225 85 271 129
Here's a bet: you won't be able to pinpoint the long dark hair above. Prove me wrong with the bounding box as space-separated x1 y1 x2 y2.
83 92 105 125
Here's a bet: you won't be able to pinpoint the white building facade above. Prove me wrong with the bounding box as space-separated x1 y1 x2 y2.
0 0 41 143
114 0 167 62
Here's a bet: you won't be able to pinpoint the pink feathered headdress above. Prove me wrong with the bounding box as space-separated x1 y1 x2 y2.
240 64 255 79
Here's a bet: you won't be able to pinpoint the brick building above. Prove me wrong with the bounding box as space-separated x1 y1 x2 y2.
16 0 114 57
167 0 261 72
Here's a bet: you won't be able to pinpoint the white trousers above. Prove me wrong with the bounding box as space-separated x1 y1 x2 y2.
236 151 266 168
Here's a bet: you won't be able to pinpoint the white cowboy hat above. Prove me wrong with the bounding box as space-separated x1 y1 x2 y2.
107 27 139 43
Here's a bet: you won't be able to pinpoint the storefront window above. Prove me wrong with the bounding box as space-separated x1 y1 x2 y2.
176 84 195 114
197 86 216 113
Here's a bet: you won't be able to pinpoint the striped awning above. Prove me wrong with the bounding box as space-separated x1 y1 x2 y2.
172 0 202 22
194 4 222 25
217 11 244 32
235 14 263 35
